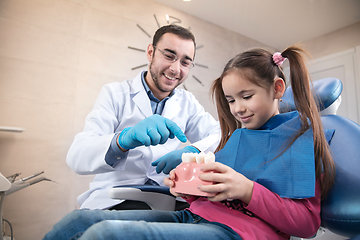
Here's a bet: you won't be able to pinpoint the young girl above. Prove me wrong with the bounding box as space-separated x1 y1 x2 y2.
166 46 336 239
43 46 335 240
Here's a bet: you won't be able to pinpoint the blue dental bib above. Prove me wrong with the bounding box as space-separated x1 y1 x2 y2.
215 111 334 199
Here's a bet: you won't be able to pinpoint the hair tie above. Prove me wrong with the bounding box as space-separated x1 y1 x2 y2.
272 52 287 66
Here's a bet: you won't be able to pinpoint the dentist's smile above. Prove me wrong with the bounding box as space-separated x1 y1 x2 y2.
164 73 177 81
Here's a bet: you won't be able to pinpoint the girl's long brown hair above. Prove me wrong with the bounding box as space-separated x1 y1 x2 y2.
211 46 335 198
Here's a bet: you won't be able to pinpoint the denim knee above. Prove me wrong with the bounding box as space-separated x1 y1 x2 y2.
43 209 102 240
79 220 145 240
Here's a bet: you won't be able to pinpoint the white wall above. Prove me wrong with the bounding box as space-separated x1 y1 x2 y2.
304 22 360 59
308 47 360 124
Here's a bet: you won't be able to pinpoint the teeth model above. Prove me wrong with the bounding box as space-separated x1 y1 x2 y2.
173 151 216 197
181 151 215 164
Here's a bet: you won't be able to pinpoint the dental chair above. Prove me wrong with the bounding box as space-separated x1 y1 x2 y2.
1 171 53 240
109 77 360 239
280 77 360 239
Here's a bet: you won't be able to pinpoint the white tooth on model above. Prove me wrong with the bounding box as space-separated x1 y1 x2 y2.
204 152 215 163
181 153 191 162
181 152 215 164
196 152 205 164
188 153 197 162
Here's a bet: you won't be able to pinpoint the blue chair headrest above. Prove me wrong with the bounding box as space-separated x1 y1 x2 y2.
279 77 343 113
320 115 360 238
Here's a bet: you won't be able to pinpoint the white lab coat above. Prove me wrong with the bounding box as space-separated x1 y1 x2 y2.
66 71 220 210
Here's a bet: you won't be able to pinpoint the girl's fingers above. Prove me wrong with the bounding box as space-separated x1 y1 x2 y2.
200 162 228 173
169 169 176 180
198 184 229 202
164 170 177 187
198 162 254 203
163 176 174 187
199 162 230 183
165 169 187 198
199 182 225 193
199 171 225 183
207 192 227 202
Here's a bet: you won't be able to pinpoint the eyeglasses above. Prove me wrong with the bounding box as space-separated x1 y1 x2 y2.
154 46 195 69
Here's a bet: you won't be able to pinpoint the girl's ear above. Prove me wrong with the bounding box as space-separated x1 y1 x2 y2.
273 78 286 99
146 44 154 62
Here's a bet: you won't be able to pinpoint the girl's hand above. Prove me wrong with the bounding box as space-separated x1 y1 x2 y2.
163 169 194 199
198 162 254 204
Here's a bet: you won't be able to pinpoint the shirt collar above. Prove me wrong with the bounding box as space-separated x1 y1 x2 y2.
141 71 174 102
258 111 299 130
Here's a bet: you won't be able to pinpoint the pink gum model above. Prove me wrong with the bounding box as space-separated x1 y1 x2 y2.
173 162 216 197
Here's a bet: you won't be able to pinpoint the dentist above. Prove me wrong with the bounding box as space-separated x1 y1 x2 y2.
66 25 220 211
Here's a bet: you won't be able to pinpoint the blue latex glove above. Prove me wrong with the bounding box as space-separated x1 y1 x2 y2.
118 115 187 150
151 146 200 174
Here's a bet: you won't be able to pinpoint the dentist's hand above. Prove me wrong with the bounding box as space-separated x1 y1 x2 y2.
152 146 199 174
118 115 187 150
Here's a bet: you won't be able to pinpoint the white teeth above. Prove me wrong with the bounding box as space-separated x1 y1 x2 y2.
181 152 215 163
181 153 197 162
164 74 176 80
181 153 190 162
196 152 205 164
204 152 215 163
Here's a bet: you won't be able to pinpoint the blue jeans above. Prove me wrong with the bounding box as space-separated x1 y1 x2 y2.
43 209 242 240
